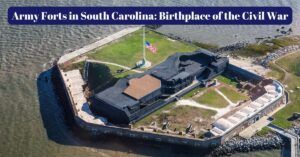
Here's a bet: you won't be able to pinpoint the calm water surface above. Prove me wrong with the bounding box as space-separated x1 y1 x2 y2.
0 0 299 157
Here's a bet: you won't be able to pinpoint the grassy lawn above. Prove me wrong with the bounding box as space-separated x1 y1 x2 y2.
88 29 198 68
134 102 216 136
194 89 229 108
276 52 300 76
133 102 176 127
271 51 300 128
234 37 300 57
87 62 134 93
267 62 285 81
235 43 279 57
256 127 272 136
105 64 135 78
219 86 248 103
216 75 239 87
192 42 219 50
182 87 206 99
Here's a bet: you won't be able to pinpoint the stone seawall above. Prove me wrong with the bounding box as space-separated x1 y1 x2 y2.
211 135 283 156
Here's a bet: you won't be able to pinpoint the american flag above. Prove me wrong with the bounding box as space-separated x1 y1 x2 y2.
145 41 157 53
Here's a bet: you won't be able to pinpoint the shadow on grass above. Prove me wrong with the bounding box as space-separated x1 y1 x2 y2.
37 66 211 157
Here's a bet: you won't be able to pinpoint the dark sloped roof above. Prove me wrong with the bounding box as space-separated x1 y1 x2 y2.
149 53 180 80
149 49 219 81
95 78 139 109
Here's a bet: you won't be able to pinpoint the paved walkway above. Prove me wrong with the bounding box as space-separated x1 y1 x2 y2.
175 88 242 119
239 116 272 138
176 99 234 119
176 99 220 112
86 59 143 73
58 26 141 64
215 88 236 106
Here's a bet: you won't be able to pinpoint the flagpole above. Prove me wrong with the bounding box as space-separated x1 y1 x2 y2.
143 26 146 62
136 26 151 68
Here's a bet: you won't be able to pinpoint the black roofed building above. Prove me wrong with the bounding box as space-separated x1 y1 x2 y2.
149 50 228 94
91 49 229 124
91 74 162 124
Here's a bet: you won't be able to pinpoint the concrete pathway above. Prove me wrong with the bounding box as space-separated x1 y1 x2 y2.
176 99 233 119
215 88 236 106
176 99 220 112
239 116 272 139
86 59 143 73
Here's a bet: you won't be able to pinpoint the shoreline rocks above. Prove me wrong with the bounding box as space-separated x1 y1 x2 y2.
211 135 283 157
261 45 300 67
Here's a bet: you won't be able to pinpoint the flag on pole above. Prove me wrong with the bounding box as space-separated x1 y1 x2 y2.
145 41 157 53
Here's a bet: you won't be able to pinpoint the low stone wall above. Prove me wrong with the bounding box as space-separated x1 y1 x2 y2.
227 64 263 83
75 116 221 148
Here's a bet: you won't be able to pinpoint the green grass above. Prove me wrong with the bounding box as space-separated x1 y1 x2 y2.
194 89 229 108
219 86 248 103
192 42 219 50
87 63 117 93
164 106 216 131
271 51 300 128
88 29 198 68
234 36 300 57
216 75 239 87
276 52 300 76
105 64 135 78
256 127 272 136
87 62 135 93
267 62 285 81
271 37 300 47
134 102 217 136
236 43 279 57
133 102 176 127
182 87 205 99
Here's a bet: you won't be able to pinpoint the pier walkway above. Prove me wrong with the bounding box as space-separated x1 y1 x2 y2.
268 124 299 157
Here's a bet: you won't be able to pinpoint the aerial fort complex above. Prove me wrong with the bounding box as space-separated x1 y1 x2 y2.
91 50 228 124
55 26 286 148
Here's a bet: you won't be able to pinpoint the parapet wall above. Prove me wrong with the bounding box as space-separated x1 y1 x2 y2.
227 64 263 83
74 116 222 148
